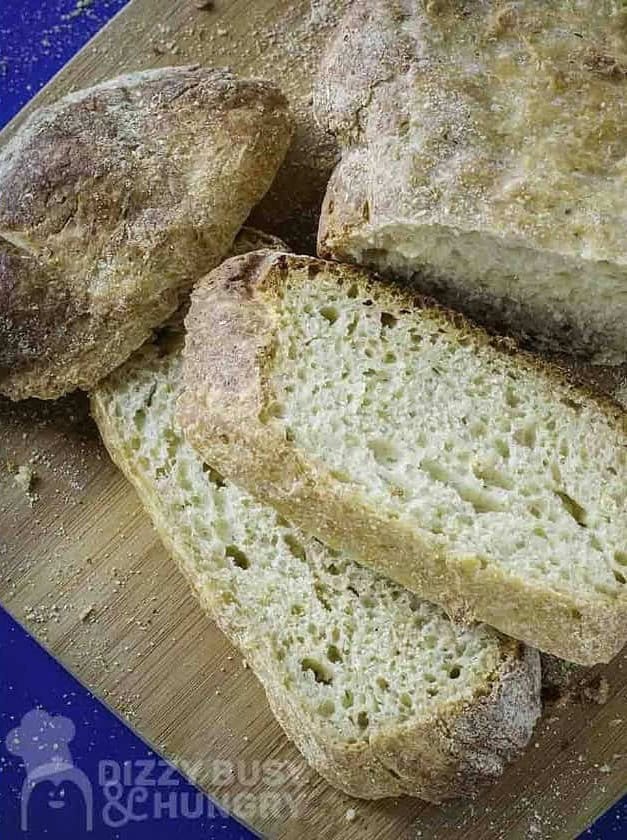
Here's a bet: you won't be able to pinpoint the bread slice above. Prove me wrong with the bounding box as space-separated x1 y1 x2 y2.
91 334 540 802
0 66 292 400
179 251 627 665
315 0 627 364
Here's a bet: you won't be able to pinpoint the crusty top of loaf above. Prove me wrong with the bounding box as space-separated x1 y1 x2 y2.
315 0 626 265
0 66 292 400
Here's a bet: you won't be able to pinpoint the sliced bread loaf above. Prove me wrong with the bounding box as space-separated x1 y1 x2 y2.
91 335 540 801
179 251 627 665
315 0 627 364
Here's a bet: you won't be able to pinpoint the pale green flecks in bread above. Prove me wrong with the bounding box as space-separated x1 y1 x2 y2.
92 338 540 800
98 344 505 735
271 273 626 602
179 251 626 663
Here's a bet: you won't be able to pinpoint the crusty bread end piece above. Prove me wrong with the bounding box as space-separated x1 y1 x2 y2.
180 251 627 665
91 335 540 801
0 67 292 400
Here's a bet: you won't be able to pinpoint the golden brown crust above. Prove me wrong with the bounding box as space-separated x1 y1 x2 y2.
91 345 541 802
315 0 627 363
179 251 627 665
0 67 293 400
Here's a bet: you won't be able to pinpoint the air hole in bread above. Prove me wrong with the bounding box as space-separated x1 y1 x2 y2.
318 699 335 718
493 439 510 459
368 438 400 466
314 582 332 611
425 463 504 514
515 422 537 448
320 305 339 325
555 491 588 528
381 312 398 329
472 463 513 491
562 397 582 413
225 545 250 570
283 533 307 562
301 657 333 685
327 644 343 663
259 401 286 423
470 421 487 439
505 386 521 408
134 409 146 430
202 463 226 488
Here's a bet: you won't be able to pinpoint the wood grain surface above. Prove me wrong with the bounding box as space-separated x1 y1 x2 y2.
0 2 625 838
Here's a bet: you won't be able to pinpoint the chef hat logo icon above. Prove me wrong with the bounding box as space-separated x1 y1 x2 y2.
5 708 93 831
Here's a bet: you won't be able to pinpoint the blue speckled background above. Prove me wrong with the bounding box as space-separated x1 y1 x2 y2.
0 607 254 838
0 0 128 124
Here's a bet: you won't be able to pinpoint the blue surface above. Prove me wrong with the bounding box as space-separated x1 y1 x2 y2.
0 3 624 839
582 798 627 839
0 606 257 839
0 0 129 125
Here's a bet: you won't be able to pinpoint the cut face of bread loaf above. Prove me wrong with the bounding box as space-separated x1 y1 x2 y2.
315 0 627 364
91 335 540 801
180 251 627 665
0 67 292 400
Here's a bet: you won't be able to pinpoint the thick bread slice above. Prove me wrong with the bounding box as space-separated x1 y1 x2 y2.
315 0 627 364
0 66 292 400
179 251 627 665
91 333 540 802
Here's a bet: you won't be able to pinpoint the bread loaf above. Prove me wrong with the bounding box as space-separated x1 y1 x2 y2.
315 0 627 364
0 67 292 399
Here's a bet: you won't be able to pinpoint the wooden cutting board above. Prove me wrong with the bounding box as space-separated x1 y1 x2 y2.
1 2 625 838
